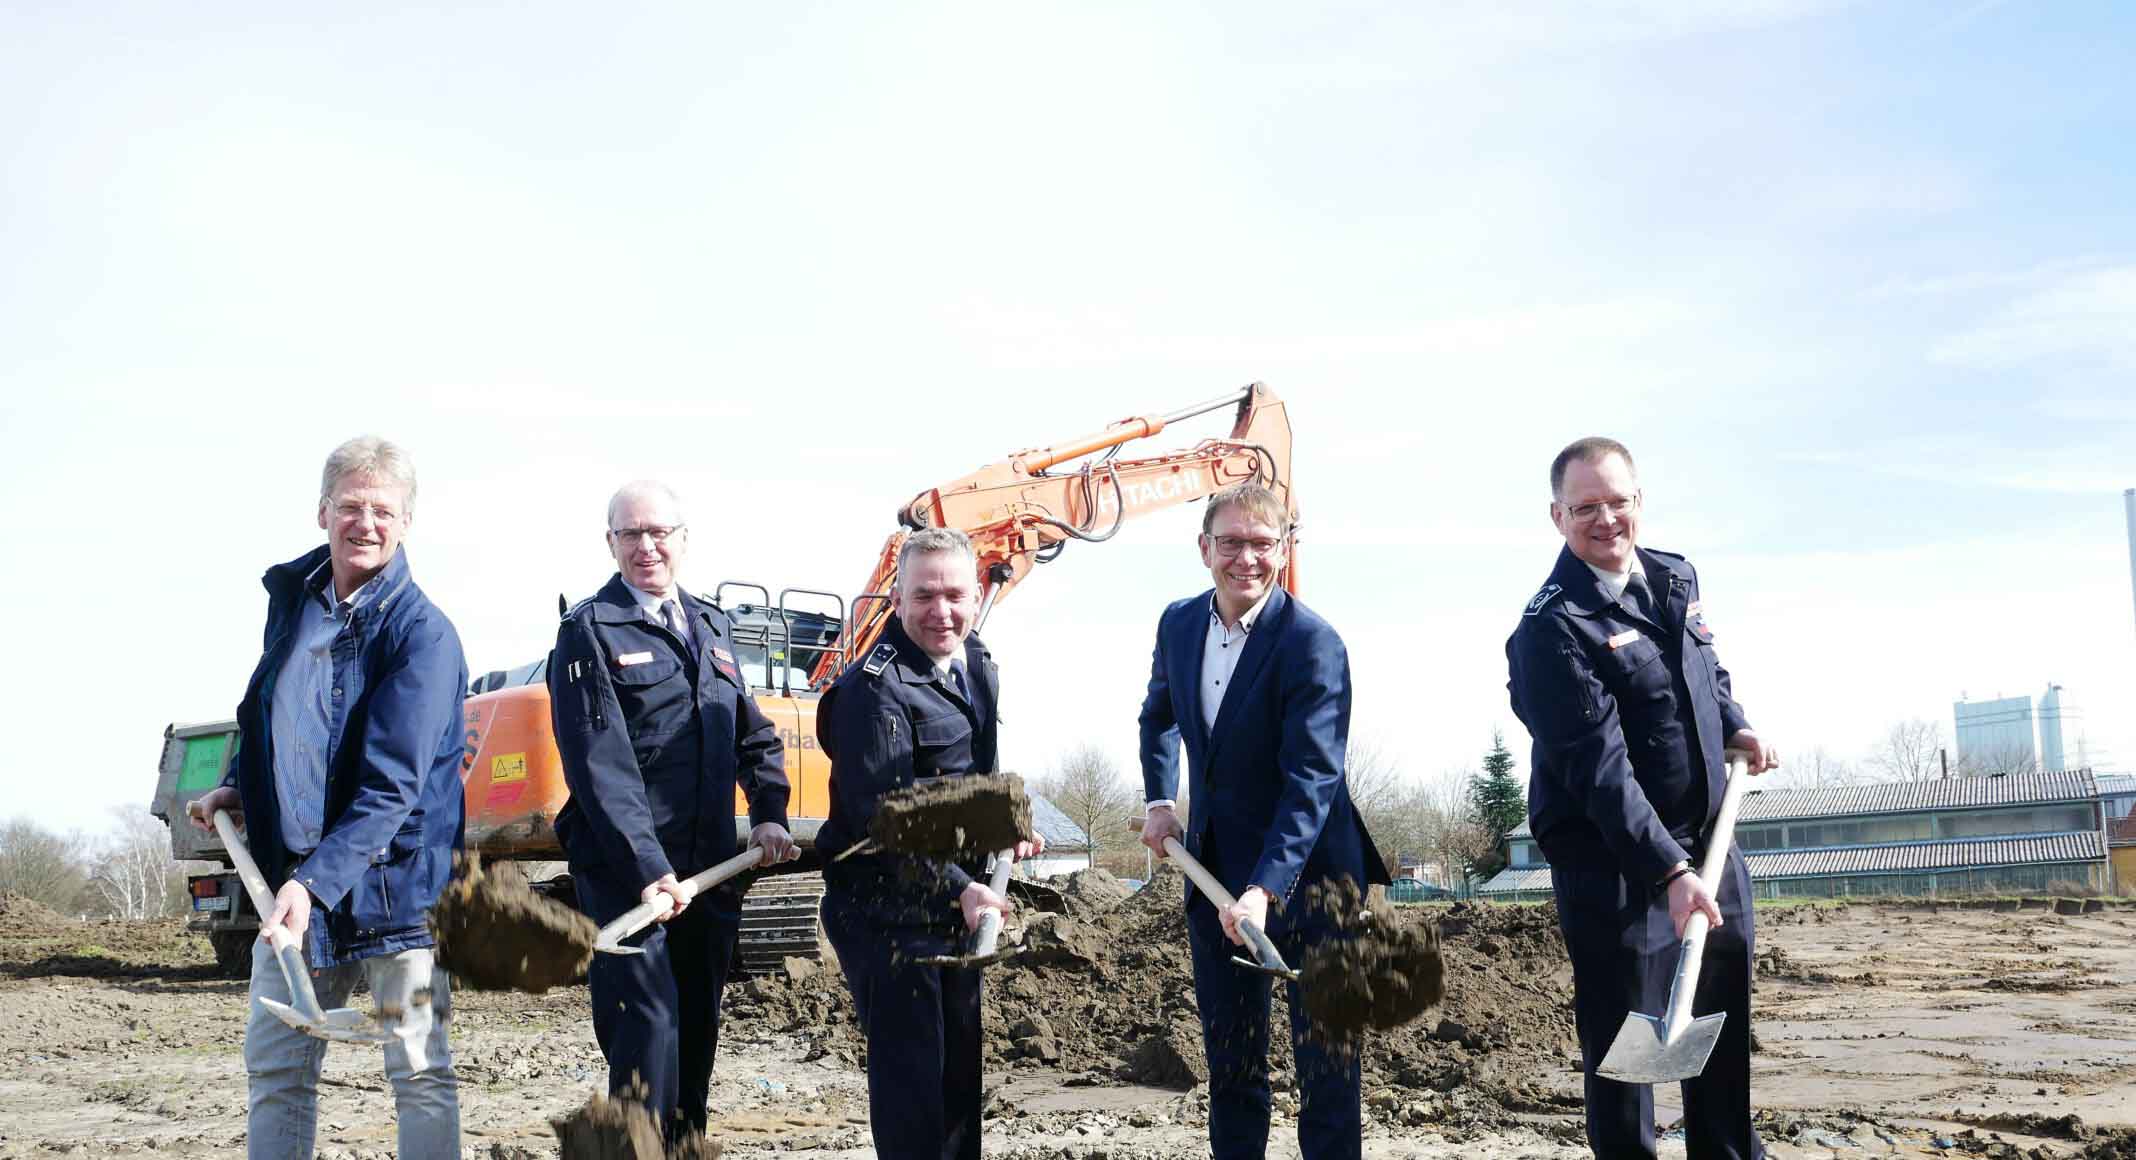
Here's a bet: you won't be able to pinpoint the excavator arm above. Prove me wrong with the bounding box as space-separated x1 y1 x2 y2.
813 382 1296 684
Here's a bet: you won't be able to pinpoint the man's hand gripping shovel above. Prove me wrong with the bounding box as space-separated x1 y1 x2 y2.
1597 752 1753 1084
594 844 792 955
1132 818 1297 981
917 848 1025 969
206 809 393 1045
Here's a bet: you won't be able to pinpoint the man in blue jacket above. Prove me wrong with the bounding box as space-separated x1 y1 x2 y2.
549 479 793 1141
1138 482 1388 1160
190 435 465 1160
1506 437 1777 1160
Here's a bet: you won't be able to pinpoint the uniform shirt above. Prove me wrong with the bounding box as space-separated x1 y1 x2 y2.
622 581 691 646
1148 589 1272 811
269 562 379 856
1585 558 1644 605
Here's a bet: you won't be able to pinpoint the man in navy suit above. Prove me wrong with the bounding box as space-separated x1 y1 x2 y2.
1137 482 1388 1160
1506 437 1777 1160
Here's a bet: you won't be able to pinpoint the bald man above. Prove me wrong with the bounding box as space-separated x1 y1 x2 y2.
549 480 795 1141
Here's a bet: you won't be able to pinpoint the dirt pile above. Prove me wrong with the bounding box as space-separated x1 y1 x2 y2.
1298 877 1445 1047
731 865 1579 1119
869 773 1032 857
0 894 216 979
1052 867 1132 917
432 855 595 993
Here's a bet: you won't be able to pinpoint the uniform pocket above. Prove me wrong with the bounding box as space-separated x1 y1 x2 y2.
914 712 972 748
610 657 681 687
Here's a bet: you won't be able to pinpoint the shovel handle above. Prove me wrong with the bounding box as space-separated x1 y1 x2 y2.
1664 753 1752 1037
596 845 765 949
1133 822 1295 978
970 849 1016 957
208 809 328 1023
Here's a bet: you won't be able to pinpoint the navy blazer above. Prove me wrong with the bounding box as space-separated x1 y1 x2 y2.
1138 587 1387 931
549 576 789 891
1506 545 1753 884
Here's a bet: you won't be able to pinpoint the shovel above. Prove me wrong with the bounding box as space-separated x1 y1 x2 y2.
918 849 1022 968
595 845 767 955
1132 819 1296 981
1597 752 1754 1084
209 810 392 1045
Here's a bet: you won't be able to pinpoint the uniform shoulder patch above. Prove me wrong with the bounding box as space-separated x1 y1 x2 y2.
861 642 898 676
1523 583 1563 617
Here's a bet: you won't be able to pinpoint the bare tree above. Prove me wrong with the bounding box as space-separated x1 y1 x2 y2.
89 807 183 920
1414 767 1495 894
1345 735 1413 878
1868 718 1948 782
1034 743 1138 870
1768 745 1865 792
1959 738 2038 778
0 817 90 912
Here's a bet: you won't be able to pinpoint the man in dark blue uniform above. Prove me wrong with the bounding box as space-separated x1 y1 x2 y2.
549 480 794 1141
816 527 1039 1160
1506 438 1779 1160
1137 482 1388 1160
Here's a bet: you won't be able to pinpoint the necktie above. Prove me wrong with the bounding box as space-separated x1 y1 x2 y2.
662 600 686 640
1625 573 1659 624
949 659 971 702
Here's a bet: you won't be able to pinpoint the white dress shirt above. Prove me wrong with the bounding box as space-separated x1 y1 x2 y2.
624 582 691 646
1585 558 1645 605
1147 588 1275 811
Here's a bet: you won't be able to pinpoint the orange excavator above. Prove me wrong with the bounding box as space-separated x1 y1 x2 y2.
155 383 1298 975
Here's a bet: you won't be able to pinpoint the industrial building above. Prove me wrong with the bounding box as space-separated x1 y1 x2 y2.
1954 693 2040 771
1479 769 2112 901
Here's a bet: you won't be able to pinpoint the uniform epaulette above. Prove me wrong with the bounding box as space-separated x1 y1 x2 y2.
1522 583 1563 617
562 594 597 620
1644 548 1686 562
861 642 898 676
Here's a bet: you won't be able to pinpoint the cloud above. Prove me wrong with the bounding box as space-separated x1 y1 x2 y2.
1931 265 2136 369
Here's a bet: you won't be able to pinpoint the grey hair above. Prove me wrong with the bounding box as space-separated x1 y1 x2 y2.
896 527 977 586
606 480 687 530
320 436 418 510
1550 436 1635 499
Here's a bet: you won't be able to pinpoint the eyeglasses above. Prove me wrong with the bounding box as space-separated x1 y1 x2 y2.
1207 534 1286 558
611 524 685 546
1563 494 1639 524
330 501 404 526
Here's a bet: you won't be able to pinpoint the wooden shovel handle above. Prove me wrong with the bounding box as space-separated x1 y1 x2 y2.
596 845 764 947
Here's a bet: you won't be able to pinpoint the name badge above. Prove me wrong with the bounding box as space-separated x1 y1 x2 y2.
1606 629 1641 650
616 651 656 666
712 646 735 663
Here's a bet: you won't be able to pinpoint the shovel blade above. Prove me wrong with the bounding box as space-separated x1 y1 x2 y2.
1597 1010 1726 1084
259 996 394 1044
1230 954 1299 982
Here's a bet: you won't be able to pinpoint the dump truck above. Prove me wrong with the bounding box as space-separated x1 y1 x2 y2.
153 383 1299 976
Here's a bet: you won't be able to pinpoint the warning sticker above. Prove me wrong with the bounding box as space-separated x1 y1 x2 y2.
490 753 528 784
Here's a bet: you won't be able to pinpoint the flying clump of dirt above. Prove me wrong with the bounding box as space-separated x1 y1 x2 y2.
1299 877 1445 1049
868 773 1032 857
552 1080 723 1160
431 855 596 994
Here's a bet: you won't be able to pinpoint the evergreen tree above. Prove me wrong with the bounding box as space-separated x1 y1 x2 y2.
1466 730 1527 879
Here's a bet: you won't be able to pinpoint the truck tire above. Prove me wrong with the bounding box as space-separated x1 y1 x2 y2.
210 930 253 979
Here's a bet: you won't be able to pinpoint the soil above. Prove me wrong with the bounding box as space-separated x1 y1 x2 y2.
431 857 596 995
1297 878 1446 1045
551 1083 722 1160
0 891 2129 1158
867 773 1032 858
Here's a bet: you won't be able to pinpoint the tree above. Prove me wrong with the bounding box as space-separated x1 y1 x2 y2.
0 817 89 913
1418 768 1495 893
1959 738 2039 778
1034 743 1137 870
1466 731 1526 878
1345 735 1412 879
1869 718 1949 782
1769 745 1865 791
89 808 183 920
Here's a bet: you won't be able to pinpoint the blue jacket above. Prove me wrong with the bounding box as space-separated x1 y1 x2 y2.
548 576 788 893
230 545 468 968
1506 545 1753 885
1138 587 1387 933
815 618 999 930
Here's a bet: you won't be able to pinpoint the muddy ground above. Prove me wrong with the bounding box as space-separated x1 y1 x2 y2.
1 886 2132 1159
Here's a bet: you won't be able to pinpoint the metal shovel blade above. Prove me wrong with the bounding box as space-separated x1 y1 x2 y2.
257 995 395 1044
1597 1009 1726 1084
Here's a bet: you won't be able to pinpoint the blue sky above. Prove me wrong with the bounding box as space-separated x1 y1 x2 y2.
3 1 2131 833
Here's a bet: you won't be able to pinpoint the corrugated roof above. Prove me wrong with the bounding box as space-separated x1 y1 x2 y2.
1027 793 1091 848
1509 769 2100 839
1479 832 2104 895
2098 774 2136 797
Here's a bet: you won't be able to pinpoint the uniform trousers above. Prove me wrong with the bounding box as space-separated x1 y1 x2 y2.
1553 848 1761 1160
577 869 741 1139
821 890 983 1160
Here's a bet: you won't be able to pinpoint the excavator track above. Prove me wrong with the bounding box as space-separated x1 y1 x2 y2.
738 871 826 975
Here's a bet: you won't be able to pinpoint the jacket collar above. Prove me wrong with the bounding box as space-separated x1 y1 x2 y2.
1546 544 1685 620
263 544 415 617
880 617 990 686
583 573 722 638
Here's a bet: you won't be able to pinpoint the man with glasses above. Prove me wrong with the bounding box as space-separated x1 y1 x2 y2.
549 479 795 1141
1506 437 1778 1160
1137 482 1387 1160
188 436 463 1159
